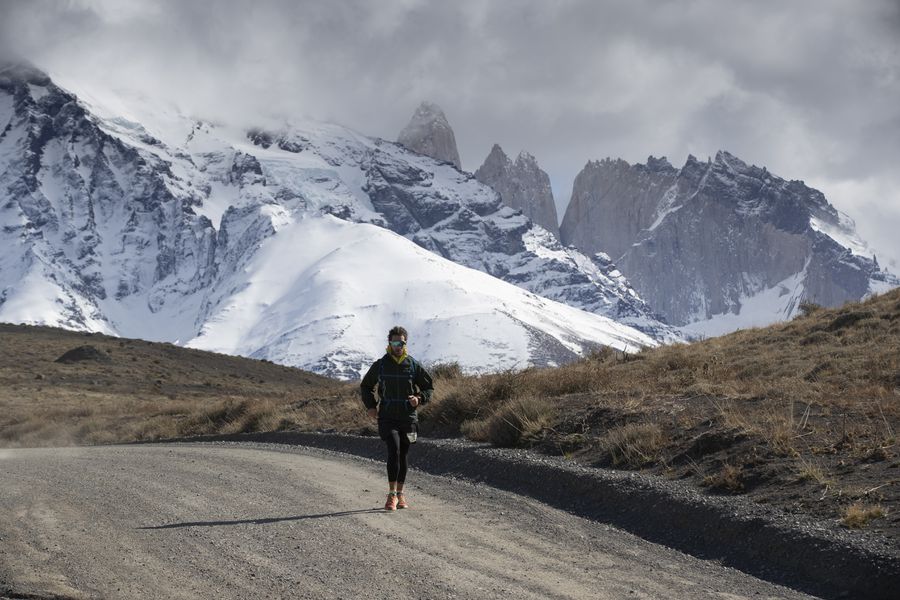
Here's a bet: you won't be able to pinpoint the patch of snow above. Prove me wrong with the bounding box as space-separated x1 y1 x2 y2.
809 214 873 258
28 83 49 102
681 267 808 338
647 184 681 232
36 141 67 215
867 278 896 297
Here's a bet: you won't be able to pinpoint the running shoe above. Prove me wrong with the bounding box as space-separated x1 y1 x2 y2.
396 493 408 509
384 493 398 511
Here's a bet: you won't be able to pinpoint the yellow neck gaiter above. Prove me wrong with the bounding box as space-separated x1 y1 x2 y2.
386 345 408 364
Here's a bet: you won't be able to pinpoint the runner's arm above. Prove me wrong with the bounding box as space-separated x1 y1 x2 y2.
360 360 380 409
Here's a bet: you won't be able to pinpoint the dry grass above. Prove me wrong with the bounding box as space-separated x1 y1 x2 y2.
422 289 900 539
598 422 667 468
461 396 555 447
0 324 356 447
702 463 745 493
425 289 900 456
842 503 886 528
795 457 831 485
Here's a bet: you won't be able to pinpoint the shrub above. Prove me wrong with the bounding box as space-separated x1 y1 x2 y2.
484 369 521 403
178 399 251 435
418 377 484 434
523 362 603 397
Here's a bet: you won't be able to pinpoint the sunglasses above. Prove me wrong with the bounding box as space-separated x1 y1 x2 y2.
389 340 406 347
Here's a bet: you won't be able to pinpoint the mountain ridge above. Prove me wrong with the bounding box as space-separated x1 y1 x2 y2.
0 64 670 378
560 151 898 333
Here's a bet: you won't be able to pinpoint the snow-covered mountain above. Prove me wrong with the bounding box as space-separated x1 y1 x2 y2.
560 153 899 336
0 63 665 378
227 108 679 343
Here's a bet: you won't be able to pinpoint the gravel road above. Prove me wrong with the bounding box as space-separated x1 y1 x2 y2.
0 443 815 599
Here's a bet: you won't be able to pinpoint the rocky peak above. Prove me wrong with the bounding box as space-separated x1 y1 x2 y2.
474 144 559 237
645 155 676 173
560 151 896 329
482 143 509 168
397 101 462 170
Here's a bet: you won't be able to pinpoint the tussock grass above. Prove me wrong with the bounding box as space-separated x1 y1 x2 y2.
702 463 745 493
842 503 886 528
599 422 667 468
428 361 464 380
461 396 555 447
431 289 900 458
423 290 898 466
425 290 900 537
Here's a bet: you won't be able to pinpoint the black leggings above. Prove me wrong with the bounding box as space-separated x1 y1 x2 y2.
380 422 411 483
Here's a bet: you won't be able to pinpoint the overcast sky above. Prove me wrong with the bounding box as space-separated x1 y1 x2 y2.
3 0 899 267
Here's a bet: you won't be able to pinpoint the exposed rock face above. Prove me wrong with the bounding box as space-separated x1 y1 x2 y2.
475 144 560 238
560 151 898 329
397 101 462 170
561 156 678 260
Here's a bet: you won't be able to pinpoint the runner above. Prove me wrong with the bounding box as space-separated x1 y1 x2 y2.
360 326 434 511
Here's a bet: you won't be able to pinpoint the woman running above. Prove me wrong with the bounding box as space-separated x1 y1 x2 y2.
360 325 434 511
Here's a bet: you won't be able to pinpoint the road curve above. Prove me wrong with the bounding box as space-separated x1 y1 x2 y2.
0 443 813 599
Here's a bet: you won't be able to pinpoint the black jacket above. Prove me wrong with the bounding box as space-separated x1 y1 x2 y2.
360 354 433 423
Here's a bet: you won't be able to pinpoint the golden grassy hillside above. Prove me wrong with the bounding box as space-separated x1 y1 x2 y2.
0 324 355 446
419 288 899 536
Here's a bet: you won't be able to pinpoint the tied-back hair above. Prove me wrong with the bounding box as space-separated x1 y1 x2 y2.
388 325 408 340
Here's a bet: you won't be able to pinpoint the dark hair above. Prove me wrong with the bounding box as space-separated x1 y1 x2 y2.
388 325 408 340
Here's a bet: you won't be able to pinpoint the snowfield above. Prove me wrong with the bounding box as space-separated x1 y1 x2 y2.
187 215 654 377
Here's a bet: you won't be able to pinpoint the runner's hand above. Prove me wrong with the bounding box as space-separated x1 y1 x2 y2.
408 395 419 408
367 408 377 420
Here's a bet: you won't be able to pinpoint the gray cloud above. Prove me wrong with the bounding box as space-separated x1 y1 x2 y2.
3 0 899 265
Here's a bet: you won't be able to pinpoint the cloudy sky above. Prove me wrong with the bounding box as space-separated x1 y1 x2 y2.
3 0 899 266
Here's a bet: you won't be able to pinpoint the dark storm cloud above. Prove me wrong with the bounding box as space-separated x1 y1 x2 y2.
2 0 899 264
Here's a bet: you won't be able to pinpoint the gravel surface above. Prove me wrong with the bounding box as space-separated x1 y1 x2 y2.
174 432 900 599
0 443 816 600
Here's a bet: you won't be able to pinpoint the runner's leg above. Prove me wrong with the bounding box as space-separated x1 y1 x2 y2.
385 428 401 487
396 430 411 486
